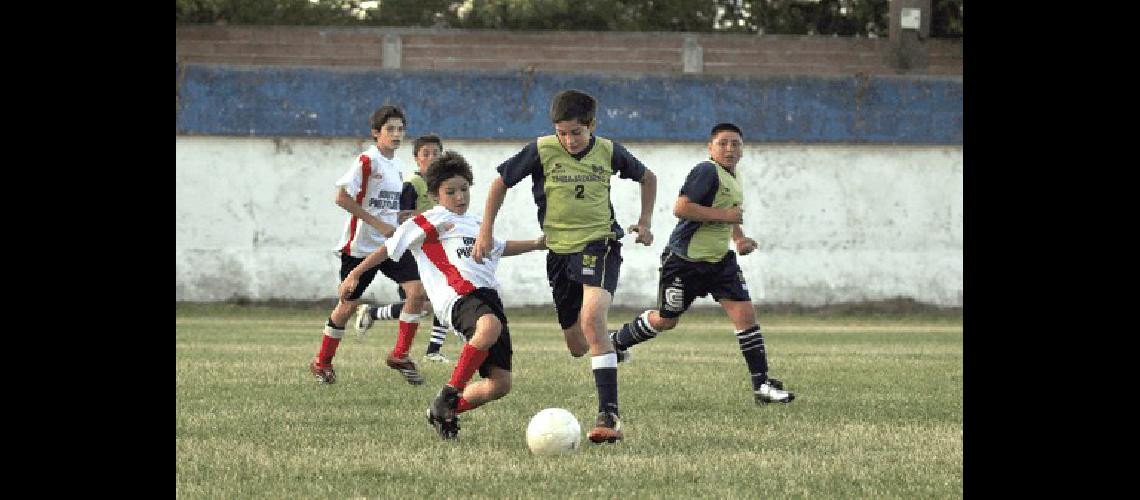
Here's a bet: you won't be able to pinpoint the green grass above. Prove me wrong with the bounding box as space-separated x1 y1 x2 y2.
176 303 962 499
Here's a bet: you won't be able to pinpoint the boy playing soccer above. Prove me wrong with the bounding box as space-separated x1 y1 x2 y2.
309 105 428 386
355 134 454 364
608 122 796 405
471 89 658 443
340 151 547 439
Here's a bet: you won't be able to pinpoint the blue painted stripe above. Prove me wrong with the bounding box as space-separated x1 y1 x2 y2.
176 65 961 144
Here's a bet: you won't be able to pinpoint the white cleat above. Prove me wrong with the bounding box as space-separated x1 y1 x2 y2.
423 352 452 364
754 382 795 405
354 304 375 337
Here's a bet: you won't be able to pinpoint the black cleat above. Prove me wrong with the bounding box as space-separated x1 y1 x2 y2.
608 330 631 364
427 385 461 439
309 359 336 384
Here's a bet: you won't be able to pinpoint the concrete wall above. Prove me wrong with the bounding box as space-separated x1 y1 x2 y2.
176 136 962 307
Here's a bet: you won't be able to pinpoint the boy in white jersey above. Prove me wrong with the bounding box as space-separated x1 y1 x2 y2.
309 105 430 387
340 151 546 439
355 134 454 364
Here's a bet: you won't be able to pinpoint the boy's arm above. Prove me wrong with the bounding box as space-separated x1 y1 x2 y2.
732 224 757 255
339 245 391 300
628 168 657 246
336 188 396 237
674 196 743 224
502 234 547 257
472 175 509 263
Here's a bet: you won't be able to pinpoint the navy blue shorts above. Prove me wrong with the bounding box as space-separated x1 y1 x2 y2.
450 288 512 377
546 239 623 329
657 249 750 319
339 251 419 301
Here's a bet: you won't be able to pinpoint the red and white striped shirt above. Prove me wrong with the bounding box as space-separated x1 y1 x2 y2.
334 145 405 258
384 206 507 329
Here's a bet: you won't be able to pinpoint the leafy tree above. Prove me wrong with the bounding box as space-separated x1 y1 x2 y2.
176 0 959 38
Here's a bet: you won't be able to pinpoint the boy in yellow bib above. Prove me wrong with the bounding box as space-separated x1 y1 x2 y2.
472 90 657 443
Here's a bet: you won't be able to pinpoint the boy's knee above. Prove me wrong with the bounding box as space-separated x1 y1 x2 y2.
656 316 680 331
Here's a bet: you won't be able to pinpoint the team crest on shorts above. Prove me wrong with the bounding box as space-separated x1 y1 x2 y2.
581 254 597 276
663 278 684 311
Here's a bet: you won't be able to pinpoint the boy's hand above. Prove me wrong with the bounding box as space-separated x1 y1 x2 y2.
628 224 654 246
734 237 758 256
472 233 493 263
536 234 547 249
339 275 360 300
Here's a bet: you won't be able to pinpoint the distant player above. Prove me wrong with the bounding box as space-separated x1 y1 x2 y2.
608 122 795 405
355 134 454 364
340 151 547 439
308 105 427 387
471 89 658 443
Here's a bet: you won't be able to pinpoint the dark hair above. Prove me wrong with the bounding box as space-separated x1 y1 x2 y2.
370 105 406 130
413 134 443 156
425 151 474 194
550 89 596 126
710 122 743 140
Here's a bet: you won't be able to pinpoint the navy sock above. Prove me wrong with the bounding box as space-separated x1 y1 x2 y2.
591 353 619 416
425 317 446 354
375 302 403 320
736 324 770 390
612 311 658 350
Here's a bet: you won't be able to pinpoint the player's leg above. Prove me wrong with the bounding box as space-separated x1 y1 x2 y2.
548 250 589 357
381 254 426 385
712 253 793 404
610 251 695 355
428 290 511 439
353 285 405 336
577 239 625 443
311 254 381 384
422 310 450 363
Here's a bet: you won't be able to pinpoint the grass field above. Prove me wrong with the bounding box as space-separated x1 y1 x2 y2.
176 303 962 499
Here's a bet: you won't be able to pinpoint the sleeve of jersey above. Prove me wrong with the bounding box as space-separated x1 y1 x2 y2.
490 238 508 259
611 142 648 181
496 142 540 188
384 217 425 260
399 182 418 210
335 155 368 197
679 163 718 206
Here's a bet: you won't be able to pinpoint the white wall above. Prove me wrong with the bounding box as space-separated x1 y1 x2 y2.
176 136 962 307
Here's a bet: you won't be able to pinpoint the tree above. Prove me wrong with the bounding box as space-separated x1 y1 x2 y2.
176 0 960 38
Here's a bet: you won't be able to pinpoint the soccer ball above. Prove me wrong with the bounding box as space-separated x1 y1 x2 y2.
525 408 581 455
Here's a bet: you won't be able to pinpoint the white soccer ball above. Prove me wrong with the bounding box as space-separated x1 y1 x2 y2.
525 408 582 455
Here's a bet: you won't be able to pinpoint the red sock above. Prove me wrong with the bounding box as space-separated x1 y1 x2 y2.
392 320 420 358
456 396 476 414
449 343 489 390
317 335 341 366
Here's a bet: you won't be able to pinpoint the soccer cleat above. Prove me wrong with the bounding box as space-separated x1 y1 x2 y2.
615 348 632 364
354 304 375 337
423 352 451 364
309 359 336 385
766 377 784 390
386 352 425 385
426 385 461 439
586 411 623 443
754 381 795 405
608 330 631 364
